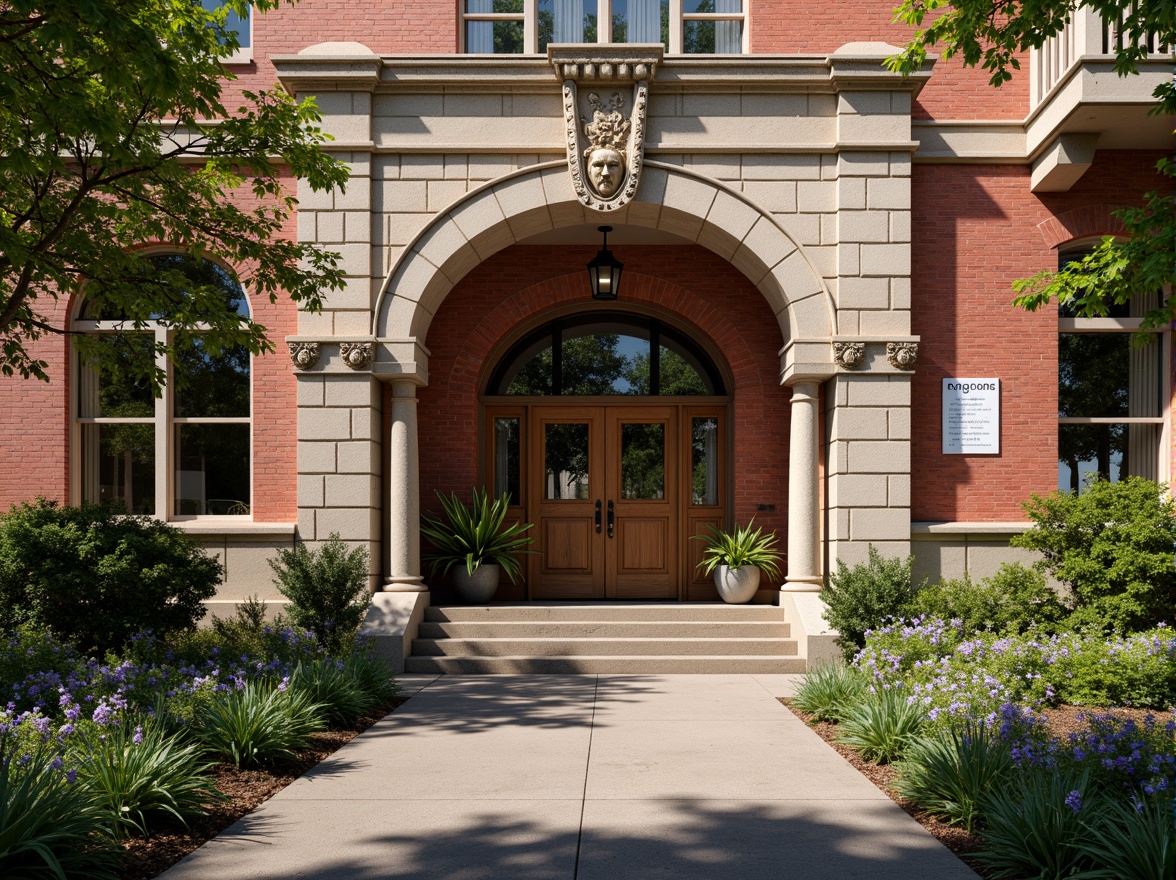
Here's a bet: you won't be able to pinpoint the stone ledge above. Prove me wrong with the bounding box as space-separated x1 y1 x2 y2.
173 522 297 539
911 521 1032 536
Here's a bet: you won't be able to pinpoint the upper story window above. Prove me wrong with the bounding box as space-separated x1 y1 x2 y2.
201 0 253 64
461 0 745 55
1056 248 1169 493
75 255 252 519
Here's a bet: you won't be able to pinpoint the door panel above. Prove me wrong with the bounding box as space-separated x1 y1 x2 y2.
607 406 677 598
530 409 604 599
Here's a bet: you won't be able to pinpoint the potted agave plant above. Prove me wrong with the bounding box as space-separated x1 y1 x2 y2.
420 488 536 603
694 519 782 604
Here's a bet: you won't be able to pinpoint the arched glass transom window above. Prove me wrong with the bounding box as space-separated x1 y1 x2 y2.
487 312 725 396
75 254 252 518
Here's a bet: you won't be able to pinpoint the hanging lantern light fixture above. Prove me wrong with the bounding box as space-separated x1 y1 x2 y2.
587 225 623 301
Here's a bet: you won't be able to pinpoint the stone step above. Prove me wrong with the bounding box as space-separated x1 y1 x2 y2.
404 655 809 674
413 637 799 657
417 620 791 639
424 603 785 623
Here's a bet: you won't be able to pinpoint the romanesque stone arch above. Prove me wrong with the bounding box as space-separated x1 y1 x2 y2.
373 161 835 352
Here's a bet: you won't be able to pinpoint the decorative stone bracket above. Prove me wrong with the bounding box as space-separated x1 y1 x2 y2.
886 342 918 371
832 342 865 369
550 45 662 213
340 342 374 371
288 342 321 370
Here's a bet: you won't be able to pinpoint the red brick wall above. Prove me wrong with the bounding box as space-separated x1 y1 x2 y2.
408 245 793 542
0 173 303 523
911 150 1171 521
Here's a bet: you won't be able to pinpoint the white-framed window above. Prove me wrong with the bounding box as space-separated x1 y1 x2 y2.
1057 247 1170 492
73 254 253 520
201 0 253 64
461 0 746 55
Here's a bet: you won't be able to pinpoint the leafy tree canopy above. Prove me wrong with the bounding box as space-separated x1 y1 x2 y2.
0 0 349 388
887 1 1174 325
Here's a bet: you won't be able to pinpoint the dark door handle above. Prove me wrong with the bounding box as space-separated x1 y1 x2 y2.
607 499 615 538
595 499 602 534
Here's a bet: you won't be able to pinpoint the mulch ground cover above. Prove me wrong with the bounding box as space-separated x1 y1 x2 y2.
117 696 409 880
781 700 1165 880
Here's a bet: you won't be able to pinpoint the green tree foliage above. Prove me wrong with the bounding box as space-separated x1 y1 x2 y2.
0 499 222 653
888 1 1175 322
1011 477 1176 633
269 534 371 654
0 0 348 386
821 545 920 661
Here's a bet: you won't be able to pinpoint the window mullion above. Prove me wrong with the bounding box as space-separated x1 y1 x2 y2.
668 0 682 53
525 0 537 52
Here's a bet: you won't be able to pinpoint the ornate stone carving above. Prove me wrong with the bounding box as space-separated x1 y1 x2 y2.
886 342 918 370
833 342 866 369
340 342 374 371
551 47 660 212
288 341 320 370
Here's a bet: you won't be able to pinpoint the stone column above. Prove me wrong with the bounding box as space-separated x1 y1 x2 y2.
783 381 823 591
385 380 425 591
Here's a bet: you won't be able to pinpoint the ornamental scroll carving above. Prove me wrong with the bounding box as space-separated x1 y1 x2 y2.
886 342 918 371
833 342 866 369
288 342 320 370
340 342 374 371
550 47 661 212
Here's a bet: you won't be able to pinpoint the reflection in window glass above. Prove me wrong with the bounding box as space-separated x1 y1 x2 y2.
494 418 521 501
562 330 648 395
174 339 250 418
611 0 668 47
545 423 590 499
81 424 156 515
1058 334 1162 418
82 336 156 419
175 424 251 516
660 346 709 395
538 0 596 51
621 423 664 499
692 418 718 505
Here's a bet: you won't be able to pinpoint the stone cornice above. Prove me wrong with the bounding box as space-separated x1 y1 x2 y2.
274 51 935 97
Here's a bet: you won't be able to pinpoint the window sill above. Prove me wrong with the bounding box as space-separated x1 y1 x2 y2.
173 521 296 538
220 48 253 65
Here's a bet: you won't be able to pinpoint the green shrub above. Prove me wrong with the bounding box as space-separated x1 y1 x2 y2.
0 625 79 693
1058 629 1176 709
74 720 220 838
0 738 121 880
1012 477 1176 633
342 647 399 714
791 662 867 723
195 681 325 768
289 659 367 728
836 686 926 764
0 499 221 654
910 563 1068 637
821 545 920 661
269 534 370 654
1079 795 1176 880
892 721 1013 832
974 770 1101 879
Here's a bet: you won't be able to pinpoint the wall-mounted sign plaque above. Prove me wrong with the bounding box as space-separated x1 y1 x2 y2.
942 378 1000 454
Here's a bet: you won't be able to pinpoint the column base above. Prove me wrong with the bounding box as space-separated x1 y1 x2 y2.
780 577 822 593
383 576 427 593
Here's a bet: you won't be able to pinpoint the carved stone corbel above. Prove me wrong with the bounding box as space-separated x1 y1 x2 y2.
886 342 918 370
288 342 320 370
550 46 661 212
340 342 374 371
833 342 866 369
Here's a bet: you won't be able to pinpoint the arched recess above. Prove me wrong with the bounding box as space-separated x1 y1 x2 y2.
373 161 835 355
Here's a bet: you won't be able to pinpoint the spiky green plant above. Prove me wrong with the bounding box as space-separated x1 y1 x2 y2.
1078 794 1176 880
891 720 1013 832
420 488 536 583
792 662 868 723
195 681 325 769
343 648 399 714
693 519 781 580
836 686 926 764
75 719 220 838
0 740 121 879
289 659 367 728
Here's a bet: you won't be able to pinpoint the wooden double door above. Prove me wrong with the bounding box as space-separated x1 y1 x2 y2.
485 403 726 600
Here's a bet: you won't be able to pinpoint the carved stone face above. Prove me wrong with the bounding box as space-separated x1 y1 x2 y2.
587 148 624 198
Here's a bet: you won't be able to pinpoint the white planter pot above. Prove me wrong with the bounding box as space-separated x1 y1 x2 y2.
714 564 760 604
451 563 500 603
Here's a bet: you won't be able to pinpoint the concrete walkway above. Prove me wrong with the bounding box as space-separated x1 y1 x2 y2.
161 675 978 879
